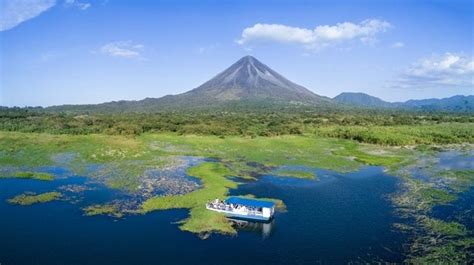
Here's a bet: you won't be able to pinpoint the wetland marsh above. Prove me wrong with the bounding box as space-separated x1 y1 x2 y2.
0 131 473 264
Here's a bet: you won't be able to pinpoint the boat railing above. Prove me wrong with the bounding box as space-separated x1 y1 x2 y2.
206 201 264 216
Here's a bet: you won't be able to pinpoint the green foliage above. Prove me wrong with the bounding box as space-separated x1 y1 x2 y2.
0 131 408 192
0 171 54 181
141 134 362 171
273 170 316 179
83 204 124 218
410 239 474 264
418 187 457 206
141 162 289 235
141 162 239 235
0 131 145 168
409 219 472 264
423 218 467 237
334 141 405 166
440 170 474 192
315 123 474 145
1 108 473 146
8 192 62 206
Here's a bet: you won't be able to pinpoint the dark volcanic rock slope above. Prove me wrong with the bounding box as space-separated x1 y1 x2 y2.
184 55 326 104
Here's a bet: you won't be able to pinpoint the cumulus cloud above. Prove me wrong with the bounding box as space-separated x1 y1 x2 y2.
393 52 474 89
0 0 57 31
391 42 405 48
100 41 145 59
64 0 90 10
237 19 391 50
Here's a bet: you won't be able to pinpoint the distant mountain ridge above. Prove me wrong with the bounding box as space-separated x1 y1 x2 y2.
47 55 332 113
333 92 474 112
37 56 474 113
333 92 393 108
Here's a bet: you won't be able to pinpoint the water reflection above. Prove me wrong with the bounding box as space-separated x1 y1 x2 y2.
230 218 275 238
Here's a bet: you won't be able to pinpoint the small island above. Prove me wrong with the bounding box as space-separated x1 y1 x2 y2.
8 192 62 206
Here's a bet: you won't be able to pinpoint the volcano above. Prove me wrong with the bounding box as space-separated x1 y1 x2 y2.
47 56 332 112
181 55 327 104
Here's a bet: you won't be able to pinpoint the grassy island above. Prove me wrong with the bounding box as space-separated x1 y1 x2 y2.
142 162 239 235
7 192 62 206
0 171 54 181
83 204 124 218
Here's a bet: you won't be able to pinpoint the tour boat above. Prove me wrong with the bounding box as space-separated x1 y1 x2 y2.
206 196 275 222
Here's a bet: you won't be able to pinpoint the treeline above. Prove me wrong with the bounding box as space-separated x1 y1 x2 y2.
1 108 473 145
315 124 474 145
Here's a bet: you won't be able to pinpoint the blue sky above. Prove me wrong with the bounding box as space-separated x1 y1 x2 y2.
1 0 473 107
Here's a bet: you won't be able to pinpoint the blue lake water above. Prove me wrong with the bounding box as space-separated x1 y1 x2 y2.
432 187 474 231
408 150 474 232
0 165 408 265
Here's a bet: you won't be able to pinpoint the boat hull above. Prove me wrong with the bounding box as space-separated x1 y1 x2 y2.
206 207 271 222
225 213 272 222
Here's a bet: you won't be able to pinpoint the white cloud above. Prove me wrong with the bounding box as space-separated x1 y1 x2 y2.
391 42 405 48
393 52 474 89
237 19 391 50
100 41 145 59
0 0 57 31
64 0 90 10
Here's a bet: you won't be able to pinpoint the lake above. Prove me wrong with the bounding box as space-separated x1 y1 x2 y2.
0 164 408 265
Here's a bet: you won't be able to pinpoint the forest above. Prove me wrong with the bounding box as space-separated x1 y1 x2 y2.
1 107 473 146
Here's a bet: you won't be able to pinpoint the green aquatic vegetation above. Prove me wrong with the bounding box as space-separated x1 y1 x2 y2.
0 131 409 184
0 131 173 191
141 163 289 236
83 204 124 218
440 169 474 192
423 218 467 237
140 133 407 172
8 130 474 255
419 187 457 206
389 148 474 263
0 131 147 168
0 171 54 181
0 131 417 236
90 158 169 192
4 131 404 191
392 222 413 232
333 141 405 167
8 192 62 206
273 170 316 180
141 134 356 170
142 162 238 235
410 239 474 264
221 161 263 180
1 130 474 262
